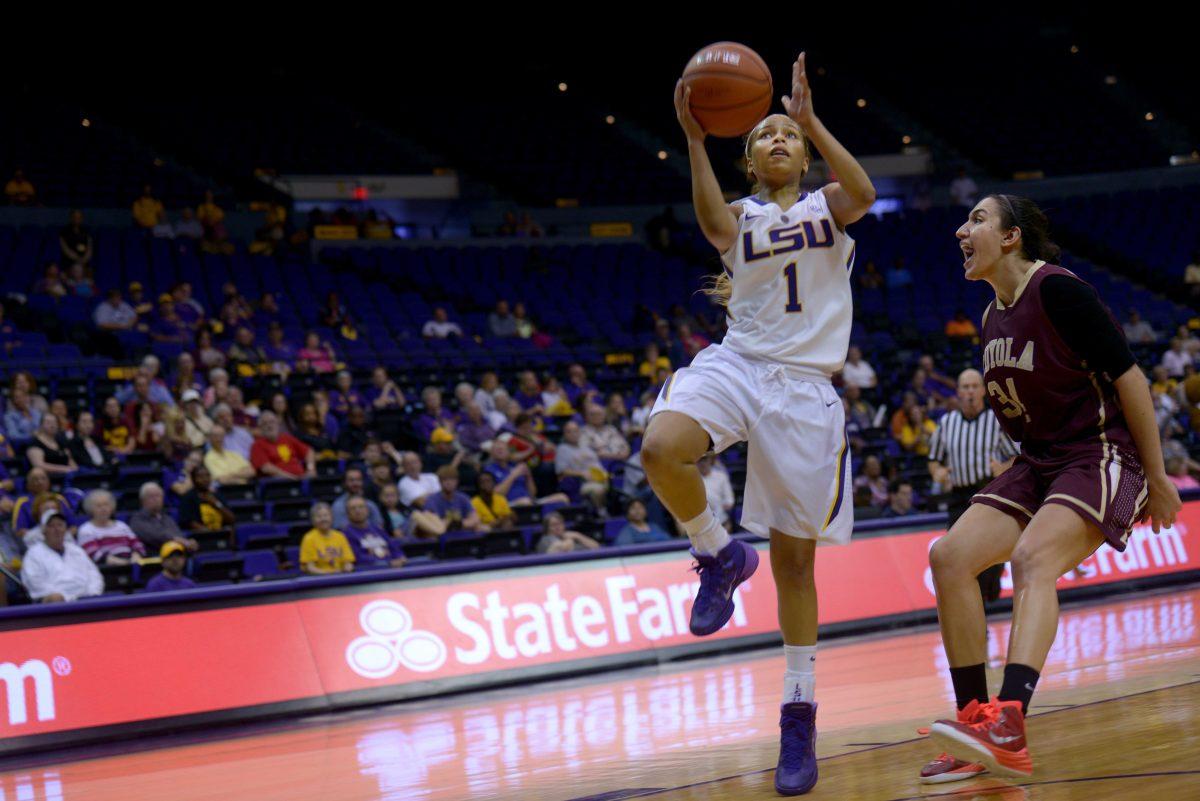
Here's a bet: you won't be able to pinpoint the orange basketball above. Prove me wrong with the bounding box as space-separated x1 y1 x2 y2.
681 42 773 138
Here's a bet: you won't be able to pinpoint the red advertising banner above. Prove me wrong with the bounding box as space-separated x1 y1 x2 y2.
0 504 1196 750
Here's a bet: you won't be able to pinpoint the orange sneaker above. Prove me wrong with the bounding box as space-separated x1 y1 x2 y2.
930 698 1032 778
918 699 988 784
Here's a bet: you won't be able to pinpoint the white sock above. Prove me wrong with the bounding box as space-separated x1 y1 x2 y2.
782 644 816 705
680 507 731 556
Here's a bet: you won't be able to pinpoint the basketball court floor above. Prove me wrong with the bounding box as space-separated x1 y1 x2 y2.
3 584 1197 800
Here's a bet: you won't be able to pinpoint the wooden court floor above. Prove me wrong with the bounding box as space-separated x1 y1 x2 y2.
3 585 1198 800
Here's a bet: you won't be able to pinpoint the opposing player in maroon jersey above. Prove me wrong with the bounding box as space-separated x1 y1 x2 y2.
920 194 1181 780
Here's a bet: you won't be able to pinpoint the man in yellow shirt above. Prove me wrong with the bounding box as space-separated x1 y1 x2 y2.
132 184 164 229
299 503 355 574
203 425 255 485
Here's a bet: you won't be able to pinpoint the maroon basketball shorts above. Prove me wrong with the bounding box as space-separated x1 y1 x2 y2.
970 442 1149 551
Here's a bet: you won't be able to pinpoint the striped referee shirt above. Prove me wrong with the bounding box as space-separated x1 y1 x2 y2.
928 408 1018 489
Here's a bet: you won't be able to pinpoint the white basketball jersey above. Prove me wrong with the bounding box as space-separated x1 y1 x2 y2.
719 187 855 377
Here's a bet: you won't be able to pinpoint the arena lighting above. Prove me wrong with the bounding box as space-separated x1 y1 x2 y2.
656 151 668 160
1105 75 1118 85
1145 112 1155 121
81 118 90 127
558 82 567 92
856 98 867 108
1070 44 1079 53
902 135 912 144
353 186 368 200
605 115 615 124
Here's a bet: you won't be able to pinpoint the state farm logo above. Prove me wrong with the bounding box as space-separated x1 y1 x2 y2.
345 600 447 679
0 659 59 726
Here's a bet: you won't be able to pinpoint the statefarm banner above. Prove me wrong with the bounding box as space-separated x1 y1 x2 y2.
0 502 1197 750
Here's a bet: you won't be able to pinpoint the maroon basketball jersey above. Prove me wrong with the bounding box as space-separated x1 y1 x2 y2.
979 262 1134 453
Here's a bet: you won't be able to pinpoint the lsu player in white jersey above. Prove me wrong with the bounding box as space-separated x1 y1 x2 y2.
642 53 875 796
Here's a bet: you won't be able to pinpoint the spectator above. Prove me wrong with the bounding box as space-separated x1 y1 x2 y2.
68 411 114 471
31 262 67 298
944 310 978 340
129 482 196 553
58 209 93 271
857 260 884 291
93 288 137 333
251 411 315 479
377 484 412 539
179 389 212 448
841 346 877 389
457 403 497 454
513 371 545 415
1184 250 1200 303
424 466 483 532
471 471 515 529
630 390 656 437
98 397 135 456
535 512 600 554
294 403 339 459
174 208 203 240
298 332 336 373
541 376 574 417
3 388 42 445
898 405 937 455
342 496 407 568
227 326 268 369
516 212 544 238
117 369 167 415
48 399 72 436
368 366 404 410
581 404 631 463
159 409 194 463
171 282 205 330
422 307 464 339
564 363 600 408
949 168 978 207
677 322 711 361
331 467 385 530
697 454 735 528
129 401 162 453
77 490 145 565
890 391 920 440
132 184 165 229
614 499 671 545
63 262 96 298
11 468 74 541
885 257 914 291
555 421 608 509
415 386 457 443
197 190 233 253
203 425 254 485
145 541 197 592
506 414 556 473
177 466 235 531
917 355 957 399
853 455 890 507
397 452 441 507
20 510 103 603
1123 310 1158 344
128 281 153 325
488 300 518 338
843 384 876 430
226 387 258 429
425 427 466 475
604 393 633 439
329 371 367 418
511 302 536 339
189 330 225 372
1162 338 1194 378
150 295 191 344
882 481 916 517
27 414 77 477
4 169 36 206
299 503 355 575
474 371 502 419
11 373 50 416
211 404 253 460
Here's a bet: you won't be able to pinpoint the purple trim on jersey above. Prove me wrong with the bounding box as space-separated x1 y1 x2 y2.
826 430 850 527
745 196 768 206
845 243 856 271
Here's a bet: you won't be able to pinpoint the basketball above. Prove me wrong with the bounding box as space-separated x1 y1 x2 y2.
681 42 773 137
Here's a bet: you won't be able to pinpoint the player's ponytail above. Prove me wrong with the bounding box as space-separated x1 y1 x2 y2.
701 272 732 308
987 194 1061 263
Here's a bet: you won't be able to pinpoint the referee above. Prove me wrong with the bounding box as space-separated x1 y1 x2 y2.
928 368 1017 602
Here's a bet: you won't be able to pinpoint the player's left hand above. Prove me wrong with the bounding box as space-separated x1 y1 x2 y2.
781 52 815 130
1143 474 1182 533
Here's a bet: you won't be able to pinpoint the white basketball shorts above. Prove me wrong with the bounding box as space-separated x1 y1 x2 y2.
650 344 853 544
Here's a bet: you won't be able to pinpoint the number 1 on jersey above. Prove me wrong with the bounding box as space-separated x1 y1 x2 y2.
783 262 803 313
